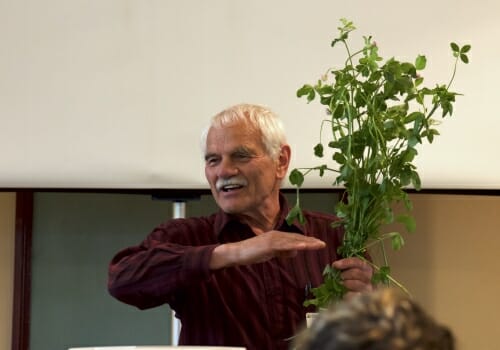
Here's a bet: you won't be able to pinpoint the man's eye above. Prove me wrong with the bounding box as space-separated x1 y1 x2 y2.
206 157 219 166
234 152 252 160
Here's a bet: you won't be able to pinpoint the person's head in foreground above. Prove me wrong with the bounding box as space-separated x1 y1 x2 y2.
292 288 454 350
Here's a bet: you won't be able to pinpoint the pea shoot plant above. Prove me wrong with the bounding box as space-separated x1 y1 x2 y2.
286 19 470 309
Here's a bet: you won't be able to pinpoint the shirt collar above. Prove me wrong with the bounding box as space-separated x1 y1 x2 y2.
213 192 306 237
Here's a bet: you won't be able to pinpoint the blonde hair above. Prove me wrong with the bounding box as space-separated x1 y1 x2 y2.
201 103 287 160
293 288 454 350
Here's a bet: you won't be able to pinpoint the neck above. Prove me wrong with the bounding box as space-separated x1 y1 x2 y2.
238 195 282 235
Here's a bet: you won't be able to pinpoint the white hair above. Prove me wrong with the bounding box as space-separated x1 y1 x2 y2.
200 103 287 160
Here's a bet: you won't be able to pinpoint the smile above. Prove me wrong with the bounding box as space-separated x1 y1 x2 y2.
221 184 244 192
216 177 248 192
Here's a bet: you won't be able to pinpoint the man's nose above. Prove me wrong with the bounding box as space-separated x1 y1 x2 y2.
217 157 238 177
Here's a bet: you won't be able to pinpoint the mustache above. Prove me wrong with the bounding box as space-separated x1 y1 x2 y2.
215 176 248 191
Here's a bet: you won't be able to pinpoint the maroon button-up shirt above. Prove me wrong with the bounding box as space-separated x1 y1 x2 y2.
108 194 344 350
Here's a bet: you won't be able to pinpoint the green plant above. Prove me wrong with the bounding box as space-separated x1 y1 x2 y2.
286 19 470 310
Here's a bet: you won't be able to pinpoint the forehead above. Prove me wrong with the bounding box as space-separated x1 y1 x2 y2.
205 122 264 152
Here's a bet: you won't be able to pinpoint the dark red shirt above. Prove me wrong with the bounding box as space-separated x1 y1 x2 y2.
108 194 344 350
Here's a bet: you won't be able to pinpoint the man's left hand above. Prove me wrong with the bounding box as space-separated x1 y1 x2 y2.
332 257 373 298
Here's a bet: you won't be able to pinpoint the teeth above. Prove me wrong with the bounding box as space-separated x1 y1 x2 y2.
223 184 242 191
216 177 248 192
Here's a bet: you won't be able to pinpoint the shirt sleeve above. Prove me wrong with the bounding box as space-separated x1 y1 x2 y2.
107 218 218 310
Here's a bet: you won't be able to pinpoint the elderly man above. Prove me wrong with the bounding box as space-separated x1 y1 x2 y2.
108 103 372 350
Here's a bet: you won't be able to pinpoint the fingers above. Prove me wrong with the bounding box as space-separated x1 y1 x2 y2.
338 263 372 283
332 257 371 271
341 277 373 293
332 257 373 293
268 231 326 251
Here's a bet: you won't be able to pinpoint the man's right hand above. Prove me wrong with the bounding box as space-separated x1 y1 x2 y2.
209 231 325 269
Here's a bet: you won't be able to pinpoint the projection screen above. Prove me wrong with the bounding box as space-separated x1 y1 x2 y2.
1 0 498 189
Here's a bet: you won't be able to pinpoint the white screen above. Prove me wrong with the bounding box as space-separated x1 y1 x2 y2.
0 0 497 189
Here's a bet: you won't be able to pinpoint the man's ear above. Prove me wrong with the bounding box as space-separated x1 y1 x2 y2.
276 144 291 178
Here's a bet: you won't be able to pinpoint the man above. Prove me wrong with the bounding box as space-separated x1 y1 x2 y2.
108 103 373 350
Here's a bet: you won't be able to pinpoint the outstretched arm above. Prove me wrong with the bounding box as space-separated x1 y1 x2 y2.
108 226 326 309
210 230 326 269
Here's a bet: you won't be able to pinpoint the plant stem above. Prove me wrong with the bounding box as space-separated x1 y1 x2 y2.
357 255 412 296
447 56 459 90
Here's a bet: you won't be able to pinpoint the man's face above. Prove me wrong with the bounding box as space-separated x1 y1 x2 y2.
204 121 288 216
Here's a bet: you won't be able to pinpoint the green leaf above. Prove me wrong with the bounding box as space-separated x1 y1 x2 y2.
450 42 460 53
379 265 390 275
333 104 345 119
328 140 341 149
402 192 413 210
314 143 324 157
316 164 326 176
297 84 316 102
307 89 316 102
415 55 427 70
460 54 469 64
297 84 313 98
405 112 424 124
408 135 419 148
372 265 391 285
401 62 416 75
339 163 353 179
391 232 405 250
423 128 440 143
335 202 347 218
402 147 418 163
289 169 304 187
303 265 346 308
316 85 335 95
286 203 305 225
411 171 422 191
460 44 471 53
396 214 416 232
332 152 346 164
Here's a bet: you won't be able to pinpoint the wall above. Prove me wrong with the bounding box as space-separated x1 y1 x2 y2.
2 192 500 349
386 194 500 350
30 192 179 350
0 193 15 350
27 191 338 350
